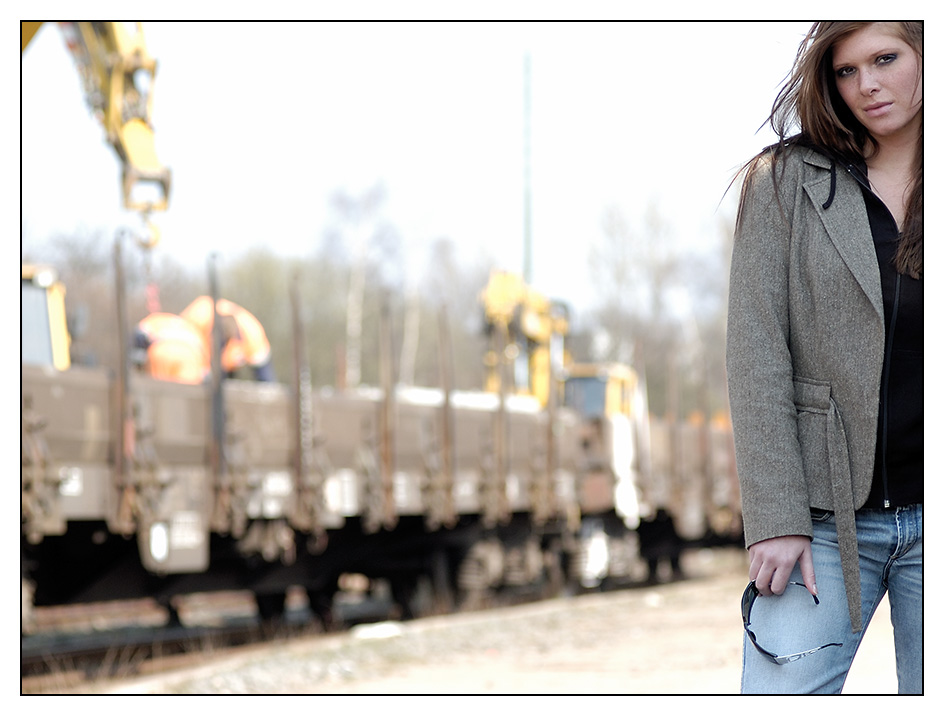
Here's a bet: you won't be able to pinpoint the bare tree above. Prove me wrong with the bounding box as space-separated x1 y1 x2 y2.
588 203 687 415
420 237 494 390
325 183 404 388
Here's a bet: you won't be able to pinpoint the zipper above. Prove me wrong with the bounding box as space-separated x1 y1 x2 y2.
879 273 901 508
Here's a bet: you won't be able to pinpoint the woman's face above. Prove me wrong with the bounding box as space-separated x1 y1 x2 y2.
831 23 922 145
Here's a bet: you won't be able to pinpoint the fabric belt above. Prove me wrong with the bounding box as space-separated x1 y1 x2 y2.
826 398 863 632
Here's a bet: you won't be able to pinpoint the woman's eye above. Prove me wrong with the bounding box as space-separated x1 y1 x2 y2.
835 66 855 78
876 53 898 66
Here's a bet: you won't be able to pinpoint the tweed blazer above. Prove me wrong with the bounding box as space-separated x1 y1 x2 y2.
726 144 885 632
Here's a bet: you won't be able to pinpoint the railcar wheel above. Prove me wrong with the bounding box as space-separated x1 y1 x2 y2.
540 541 566 600
455 542 499 612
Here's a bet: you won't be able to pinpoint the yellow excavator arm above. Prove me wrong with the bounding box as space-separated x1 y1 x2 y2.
22 21 171 235
480 271 570 407
21 21 44 52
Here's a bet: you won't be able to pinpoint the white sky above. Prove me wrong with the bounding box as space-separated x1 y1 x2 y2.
21 19 816 314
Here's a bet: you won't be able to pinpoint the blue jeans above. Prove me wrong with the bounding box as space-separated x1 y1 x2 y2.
741 504 922 694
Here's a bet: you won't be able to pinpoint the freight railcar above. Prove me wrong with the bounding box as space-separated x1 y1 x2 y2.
21 263 741 631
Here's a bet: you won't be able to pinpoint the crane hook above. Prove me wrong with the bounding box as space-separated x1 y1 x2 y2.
135 217 160 250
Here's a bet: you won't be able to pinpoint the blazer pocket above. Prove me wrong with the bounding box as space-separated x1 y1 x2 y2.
793 377 832 505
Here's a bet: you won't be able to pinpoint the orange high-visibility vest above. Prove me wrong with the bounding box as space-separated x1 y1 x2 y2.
180 296 271 374
137 312 209 384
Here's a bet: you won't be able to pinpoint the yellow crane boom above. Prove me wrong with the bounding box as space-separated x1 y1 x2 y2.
22 21 171 241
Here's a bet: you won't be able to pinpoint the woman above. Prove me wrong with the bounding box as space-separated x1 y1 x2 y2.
727 22 922 694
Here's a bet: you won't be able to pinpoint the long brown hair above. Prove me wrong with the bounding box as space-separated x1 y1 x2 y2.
744 21 923 278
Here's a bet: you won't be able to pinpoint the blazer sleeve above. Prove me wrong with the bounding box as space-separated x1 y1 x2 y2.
726 157 814 548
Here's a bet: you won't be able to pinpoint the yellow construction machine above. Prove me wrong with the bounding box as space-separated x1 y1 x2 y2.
480 270 570 408
22 21 171 244
21 265 71 371
22 21 172 370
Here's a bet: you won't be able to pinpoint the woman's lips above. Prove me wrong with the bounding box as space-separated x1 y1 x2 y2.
864 102 892 116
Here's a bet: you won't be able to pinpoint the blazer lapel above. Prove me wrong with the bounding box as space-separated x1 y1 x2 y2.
802 155 884 318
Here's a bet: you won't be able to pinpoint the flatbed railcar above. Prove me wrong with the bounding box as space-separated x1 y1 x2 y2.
22 269 742 632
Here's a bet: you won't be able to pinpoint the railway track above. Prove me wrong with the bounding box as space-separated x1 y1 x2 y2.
21 561 650 693
23 617 267 691
20 588 393 693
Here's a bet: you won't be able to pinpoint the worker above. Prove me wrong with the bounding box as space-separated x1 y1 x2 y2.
180 296 275 381
133 312 210 384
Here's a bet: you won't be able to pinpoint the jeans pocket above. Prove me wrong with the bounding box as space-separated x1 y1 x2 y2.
810 507 834 523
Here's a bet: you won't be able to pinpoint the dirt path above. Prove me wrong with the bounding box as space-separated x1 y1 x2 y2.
98 548 898 695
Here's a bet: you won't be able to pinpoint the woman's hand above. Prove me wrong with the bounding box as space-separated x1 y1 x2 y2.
748 535 817 598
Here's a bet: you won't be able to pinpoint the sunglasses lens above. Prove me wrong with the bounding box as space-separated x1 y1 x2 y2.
741 581 757 623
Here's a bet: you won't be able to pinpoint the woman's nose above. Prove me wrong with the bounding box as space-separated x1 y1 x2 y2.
859 68 880 95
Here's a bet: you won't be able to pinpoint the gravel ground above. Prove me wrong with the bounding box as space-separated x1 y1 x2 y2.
89 548 898 695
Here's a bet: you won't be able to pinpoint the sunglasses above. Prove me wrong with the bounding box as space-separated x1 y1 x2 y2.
741 580 843 665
